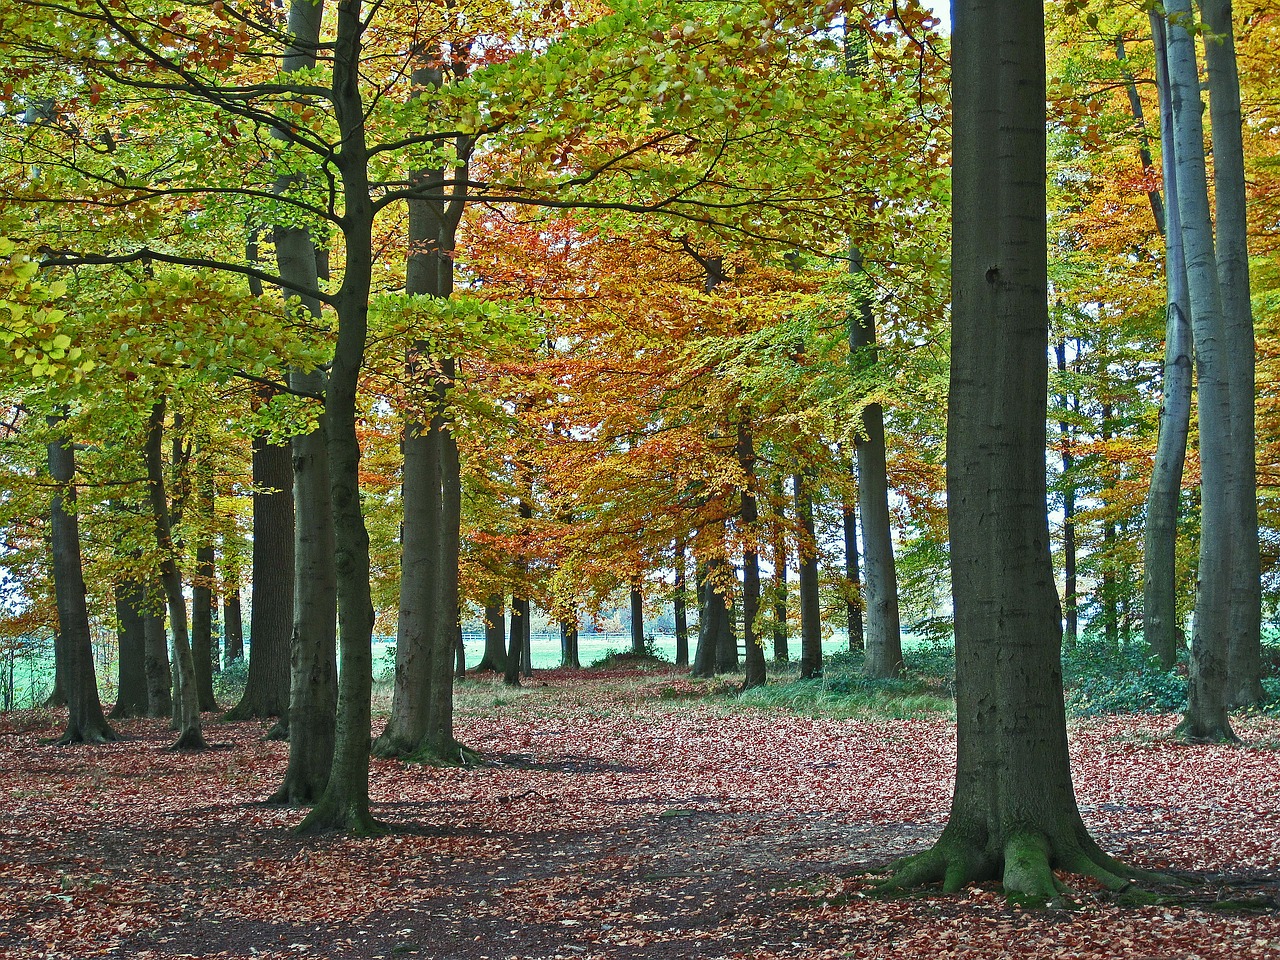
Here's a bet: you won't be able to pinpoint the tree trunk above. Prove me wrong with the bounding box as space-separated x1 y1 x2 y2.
1142 12 1192 672
144 400 205 750
850 246 904 678
630 586 645 654
505 595 528 687
223 582 245 663
560 620 581 669
1055 342 1081 650
112 580 148 718
191 461 218 711
843 470 864 653
691 559 719 678
477 595 508 673
794 474 823 680
1167 0 1237 742
142 587 172 719
771 478 790 663
714 560 738 673
1201 0 1263 708
738 422 766 688
47 417 117 745
887 0 1140 896
673 542 689 668
224 435 294 721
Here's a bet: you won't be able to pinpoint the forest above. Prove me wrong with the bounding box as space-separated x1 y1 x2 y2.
1 0 1279 956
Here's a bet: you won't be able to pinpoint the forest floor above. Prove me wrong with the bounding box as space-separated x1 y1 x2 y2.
2 669 1280 960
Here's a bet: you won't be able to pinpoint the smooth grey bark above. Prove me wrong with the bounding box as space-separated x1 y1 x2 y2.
771 477 790 662
112 579 148 718
476 595 508 673
191 461 218 711
265 0 338 806
887 0 1138 896
225 435 294 721
1201 0 1263 707
47 417 116 745
1054 342 1081 649
505 594 529 687
142 587 172 718
144 400 205 750
630 586 645 654
295 0 380 832
849 249 904 678
1142 13 1193 672
376 51 470 760
223 581 245 663
673 541 689 668
794 474 822 680
842 472 864 652
1166 0 1236 742
738 422 766 689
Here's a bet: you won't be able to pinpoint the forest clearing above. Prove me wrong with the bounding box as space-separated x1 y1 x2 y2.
3 669 1279 960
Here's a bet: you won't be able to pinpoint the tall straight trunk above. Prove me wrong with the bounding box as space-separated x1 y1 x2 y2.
630 586 645 654
1114 36 1166 235
47 417 116 745
889 0 1138 896
225 435 294 721
191 461 218 710
738 422 766 688
144 401 205 749
520 597 533 678
673 542 689 668
223 582 245 663
477 595 507 673
1100 407 1119 649
112 579 148 718
714 561 738 673
842 470 864 652
1142 16 1191 670
850 246 903 678
142 587 172 718
691 558 720 677
794 474 823 680
1201 0 1263 707
771 477 789 662
1055 343 1080 649
1167 0 1236 742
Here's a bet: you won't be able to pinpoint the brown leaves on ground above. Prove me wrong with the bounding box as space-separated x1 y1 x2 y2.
2 671 1278 960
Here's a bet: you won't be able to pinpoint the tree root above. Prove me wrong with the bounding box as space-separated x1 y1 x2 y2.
880 826 1176 902
296 797 388 837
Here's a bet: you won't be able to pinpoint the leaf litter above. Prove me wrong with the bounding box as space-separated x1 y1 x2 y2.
1 671 1278 959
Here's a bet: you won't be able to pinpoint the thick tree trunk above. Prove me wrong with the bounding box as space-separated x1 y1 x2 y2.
144 401 205 750
794 474 823 680
673 542 689 668
47 418 117 745
714 561 739 673
112 580 148 718
1201 0 1263 707
1167 0 1237 742
1142 14 1193 672
224 435 294 721
223 582 245 663
738 423 766 689
887 0 1140 896
504 595 528 687
142 589 172 719
691 560 719 678
476 595 508 673
560 620 581 669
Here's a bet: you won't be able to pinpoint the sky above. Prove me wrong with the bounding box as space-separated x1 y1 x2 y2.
921 0 951 34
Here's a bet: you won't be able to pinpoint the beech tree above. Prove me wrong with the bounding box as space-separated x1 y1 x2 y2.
887 0 1142 896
